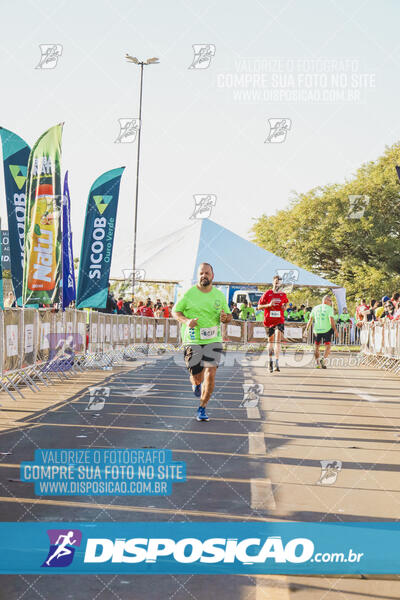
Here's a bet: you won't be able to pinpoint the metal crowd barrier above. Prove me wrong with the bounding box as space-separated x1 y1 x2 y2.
358 320 400 374
90 315 350 350
1 308 87 400
221 320 359 347
86 317 360 354
86 316 310 353
85 314 182 368
0 309 364 400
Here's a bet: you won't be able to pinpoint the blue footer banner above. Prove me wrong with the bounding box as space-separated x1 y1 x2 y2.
0 522 399 574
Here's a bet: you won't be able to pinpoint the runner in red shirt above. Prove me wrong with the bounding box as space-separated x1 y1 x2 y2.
161 302 170 318
258 275 288 373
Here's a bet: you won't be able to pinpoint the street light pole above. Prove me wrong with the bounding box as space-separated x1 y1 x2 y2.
125 54 159 300
132 61 144 301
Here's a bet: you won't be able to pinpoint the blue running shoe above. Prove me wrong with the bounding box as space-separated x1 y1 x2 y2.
192 384 201 397
196 406 210 421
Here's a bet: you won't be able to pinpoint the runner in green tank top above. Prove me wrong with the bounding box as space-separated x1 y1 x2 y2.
173 263 232 421
305 295 338 369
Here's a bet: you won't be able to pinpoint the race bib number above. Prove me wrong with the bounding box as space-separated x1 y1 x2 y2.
270 311 281 318
200 326 218 340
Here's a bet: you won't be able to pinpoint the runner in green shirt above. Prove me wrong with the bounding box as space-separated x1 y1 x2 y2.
305 295 338 369
249 303 256 320
255 308 264 321
173 262 232 421
239 300 254 320
338 308 351 324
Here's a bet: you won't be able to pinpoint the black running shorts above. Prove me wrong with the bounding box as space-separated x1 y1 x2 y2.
183 342 223 375
266 323 285 338
315 329 333 345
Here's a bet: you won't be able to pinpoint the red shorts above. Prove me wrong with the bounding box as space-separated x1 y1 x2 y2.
264 320 284 329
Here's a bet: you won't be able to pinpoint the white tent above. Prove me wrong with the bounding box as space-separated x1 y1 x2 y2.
135 218 339 289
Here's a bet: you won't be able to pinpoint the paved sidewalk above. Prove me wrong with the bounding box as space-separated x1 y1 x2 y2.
0 352 399 598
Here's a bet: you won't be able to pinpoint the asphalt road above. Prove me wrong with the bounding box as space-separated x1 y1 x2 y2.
0 350 399 599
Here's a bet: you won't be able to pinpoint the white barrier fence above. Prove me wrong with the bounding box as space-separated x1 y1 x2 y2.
358 320 400 374
87 315 359 349
0 309 364 400
0 308 88 400
87 315 308 353
85 312 182 368
0 310 361 376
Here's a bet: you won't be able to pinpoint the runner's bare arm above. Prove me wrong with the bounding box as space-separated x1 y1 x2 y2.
173 311 198 328
258 298 280 309
305 316 313 334
330 316 338 335
220 309 232 323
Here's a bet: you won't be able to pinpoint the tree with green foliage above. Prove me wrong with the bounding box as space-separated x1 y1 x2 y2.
252 142 400 300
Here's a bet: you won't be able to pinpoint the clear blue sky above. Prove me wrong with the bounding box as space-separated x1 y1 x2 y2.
0 0 399 277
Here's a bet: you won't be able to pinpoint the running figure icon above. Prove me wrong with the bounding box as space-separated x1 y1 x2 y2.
45 531 77 566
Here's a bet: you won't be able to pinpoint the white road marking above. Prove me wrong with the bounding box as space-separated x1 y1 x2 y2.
251 478 276 510
247 407 261 419
255 576 290 599
113 383 159 398
249 432 267 454
338 388 380 402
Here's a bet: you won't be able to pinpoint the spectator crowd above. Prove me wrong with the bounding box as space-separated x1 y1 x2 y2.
96 285 175 318
229 291 400 329
354 292 400 326
229 300 352 325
